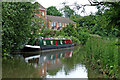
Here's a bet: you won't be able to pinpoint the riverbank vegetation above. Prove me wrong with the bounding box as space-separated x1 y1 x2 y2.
85 37 119 78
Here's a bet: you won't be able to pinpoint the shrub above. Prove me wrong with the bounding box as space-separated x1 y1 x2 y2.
77 31 90 45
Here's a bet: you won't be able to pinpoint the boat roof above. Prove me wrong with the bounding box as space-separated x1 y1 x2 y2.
41 38 72 40
36 37 72 40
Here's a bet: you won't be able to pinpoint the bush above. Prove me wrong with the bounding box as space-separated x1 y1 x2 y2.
77 31 90 45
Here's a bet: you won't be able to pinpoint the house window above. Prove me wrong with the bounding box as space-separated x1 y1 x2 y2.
65 23 67 27
54 22 56 26
59 23 61 27
75 24 76 28
42 12 44 16
57 23 59 27
51 22 53 26
63 23 64 27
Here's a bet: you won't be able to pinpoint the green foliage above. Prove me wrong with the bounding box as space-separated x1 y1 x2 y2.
77 15 96 28
70 14 81 23
95 2 120 37
85 37 119 78
47 6 63 16
69 36 81 45
62 23 77 36
103 2 120 30
2 2 39 54
40 28 56 37
77 29 90 45
61 6 75 18
54 23 90 45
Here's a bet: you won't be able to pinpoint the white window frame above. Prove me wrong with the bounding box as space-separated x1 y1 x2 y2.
65 23 67 27
42 12 44 16
63 23 64 27
54 22 56 26
57 22 59 27
59 23 61 27
75 24 76 28
51 22 53 26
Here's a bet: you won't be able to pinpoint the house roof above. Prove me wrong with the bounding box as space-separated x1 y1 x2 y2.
39 3 47 11
46 15 76 24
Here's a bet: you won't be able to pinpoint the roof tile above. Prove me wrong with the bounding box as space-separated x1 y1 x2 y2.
46 15 76 24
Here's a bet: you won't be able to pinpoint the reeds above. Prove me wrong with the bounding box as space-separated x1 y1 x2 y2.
85 37 119 78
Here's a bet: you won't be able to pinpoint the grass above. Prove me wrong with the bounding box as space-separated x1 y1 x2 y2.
84 37 119 78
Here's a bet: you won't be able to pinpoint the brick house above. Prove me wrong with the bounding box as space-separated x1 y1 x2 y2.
47 15 76 30
36 3 76 30
35 3 47 28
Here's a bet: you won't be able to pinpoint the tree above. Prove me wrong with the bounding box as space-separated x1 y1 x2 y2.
2 2 39 54
94 1 120 36
61 6 75 18
70 14 81 23
47 6 63 16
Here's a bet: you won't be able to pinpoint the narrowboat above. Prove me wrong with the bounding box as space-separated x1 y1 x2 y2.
24 38 74 51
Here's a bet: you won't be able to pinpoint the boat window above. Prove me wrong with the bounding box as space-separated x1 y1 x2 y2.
43 41 46 45
60 40 62 44
51 41 53 45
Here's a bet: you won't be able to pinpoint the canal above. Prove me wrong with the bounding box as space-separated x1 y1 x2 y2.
2 47 104 78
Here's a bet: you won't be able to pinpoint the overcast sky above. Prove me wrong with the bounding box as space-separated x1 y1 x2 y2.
36 0 98 16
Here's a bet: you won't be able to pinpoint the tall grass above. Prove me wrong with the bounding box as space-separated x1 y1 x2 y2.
85 37 119 78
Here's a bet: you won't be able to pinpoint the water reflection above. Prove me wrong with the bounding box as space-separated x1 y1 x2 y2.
46 64 87 78
22 49 88 78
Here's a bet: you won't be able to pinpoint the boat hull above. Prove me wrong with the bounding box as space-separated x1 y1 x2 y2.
22 45 41 52
23 44 74 51
40 44 74 50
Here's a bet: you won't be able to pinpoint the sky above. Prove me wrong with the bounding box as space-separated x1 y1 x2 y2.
36 0 98 16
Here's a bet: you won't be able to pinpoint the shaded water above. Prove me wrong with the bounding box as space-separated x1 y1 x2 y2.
2 47 104 78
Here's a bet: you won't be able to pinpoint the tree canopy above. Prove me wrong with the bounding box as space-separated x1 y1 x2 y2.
47 6 63 16
2 2 39 53
61 6 75 18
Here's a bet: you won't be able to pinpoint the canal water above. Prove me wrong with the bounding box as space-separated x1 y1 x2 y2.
2 47 104 78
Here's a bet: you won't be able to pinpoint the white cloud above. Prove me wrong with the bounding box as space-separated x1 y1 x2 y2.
36 0 98 16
